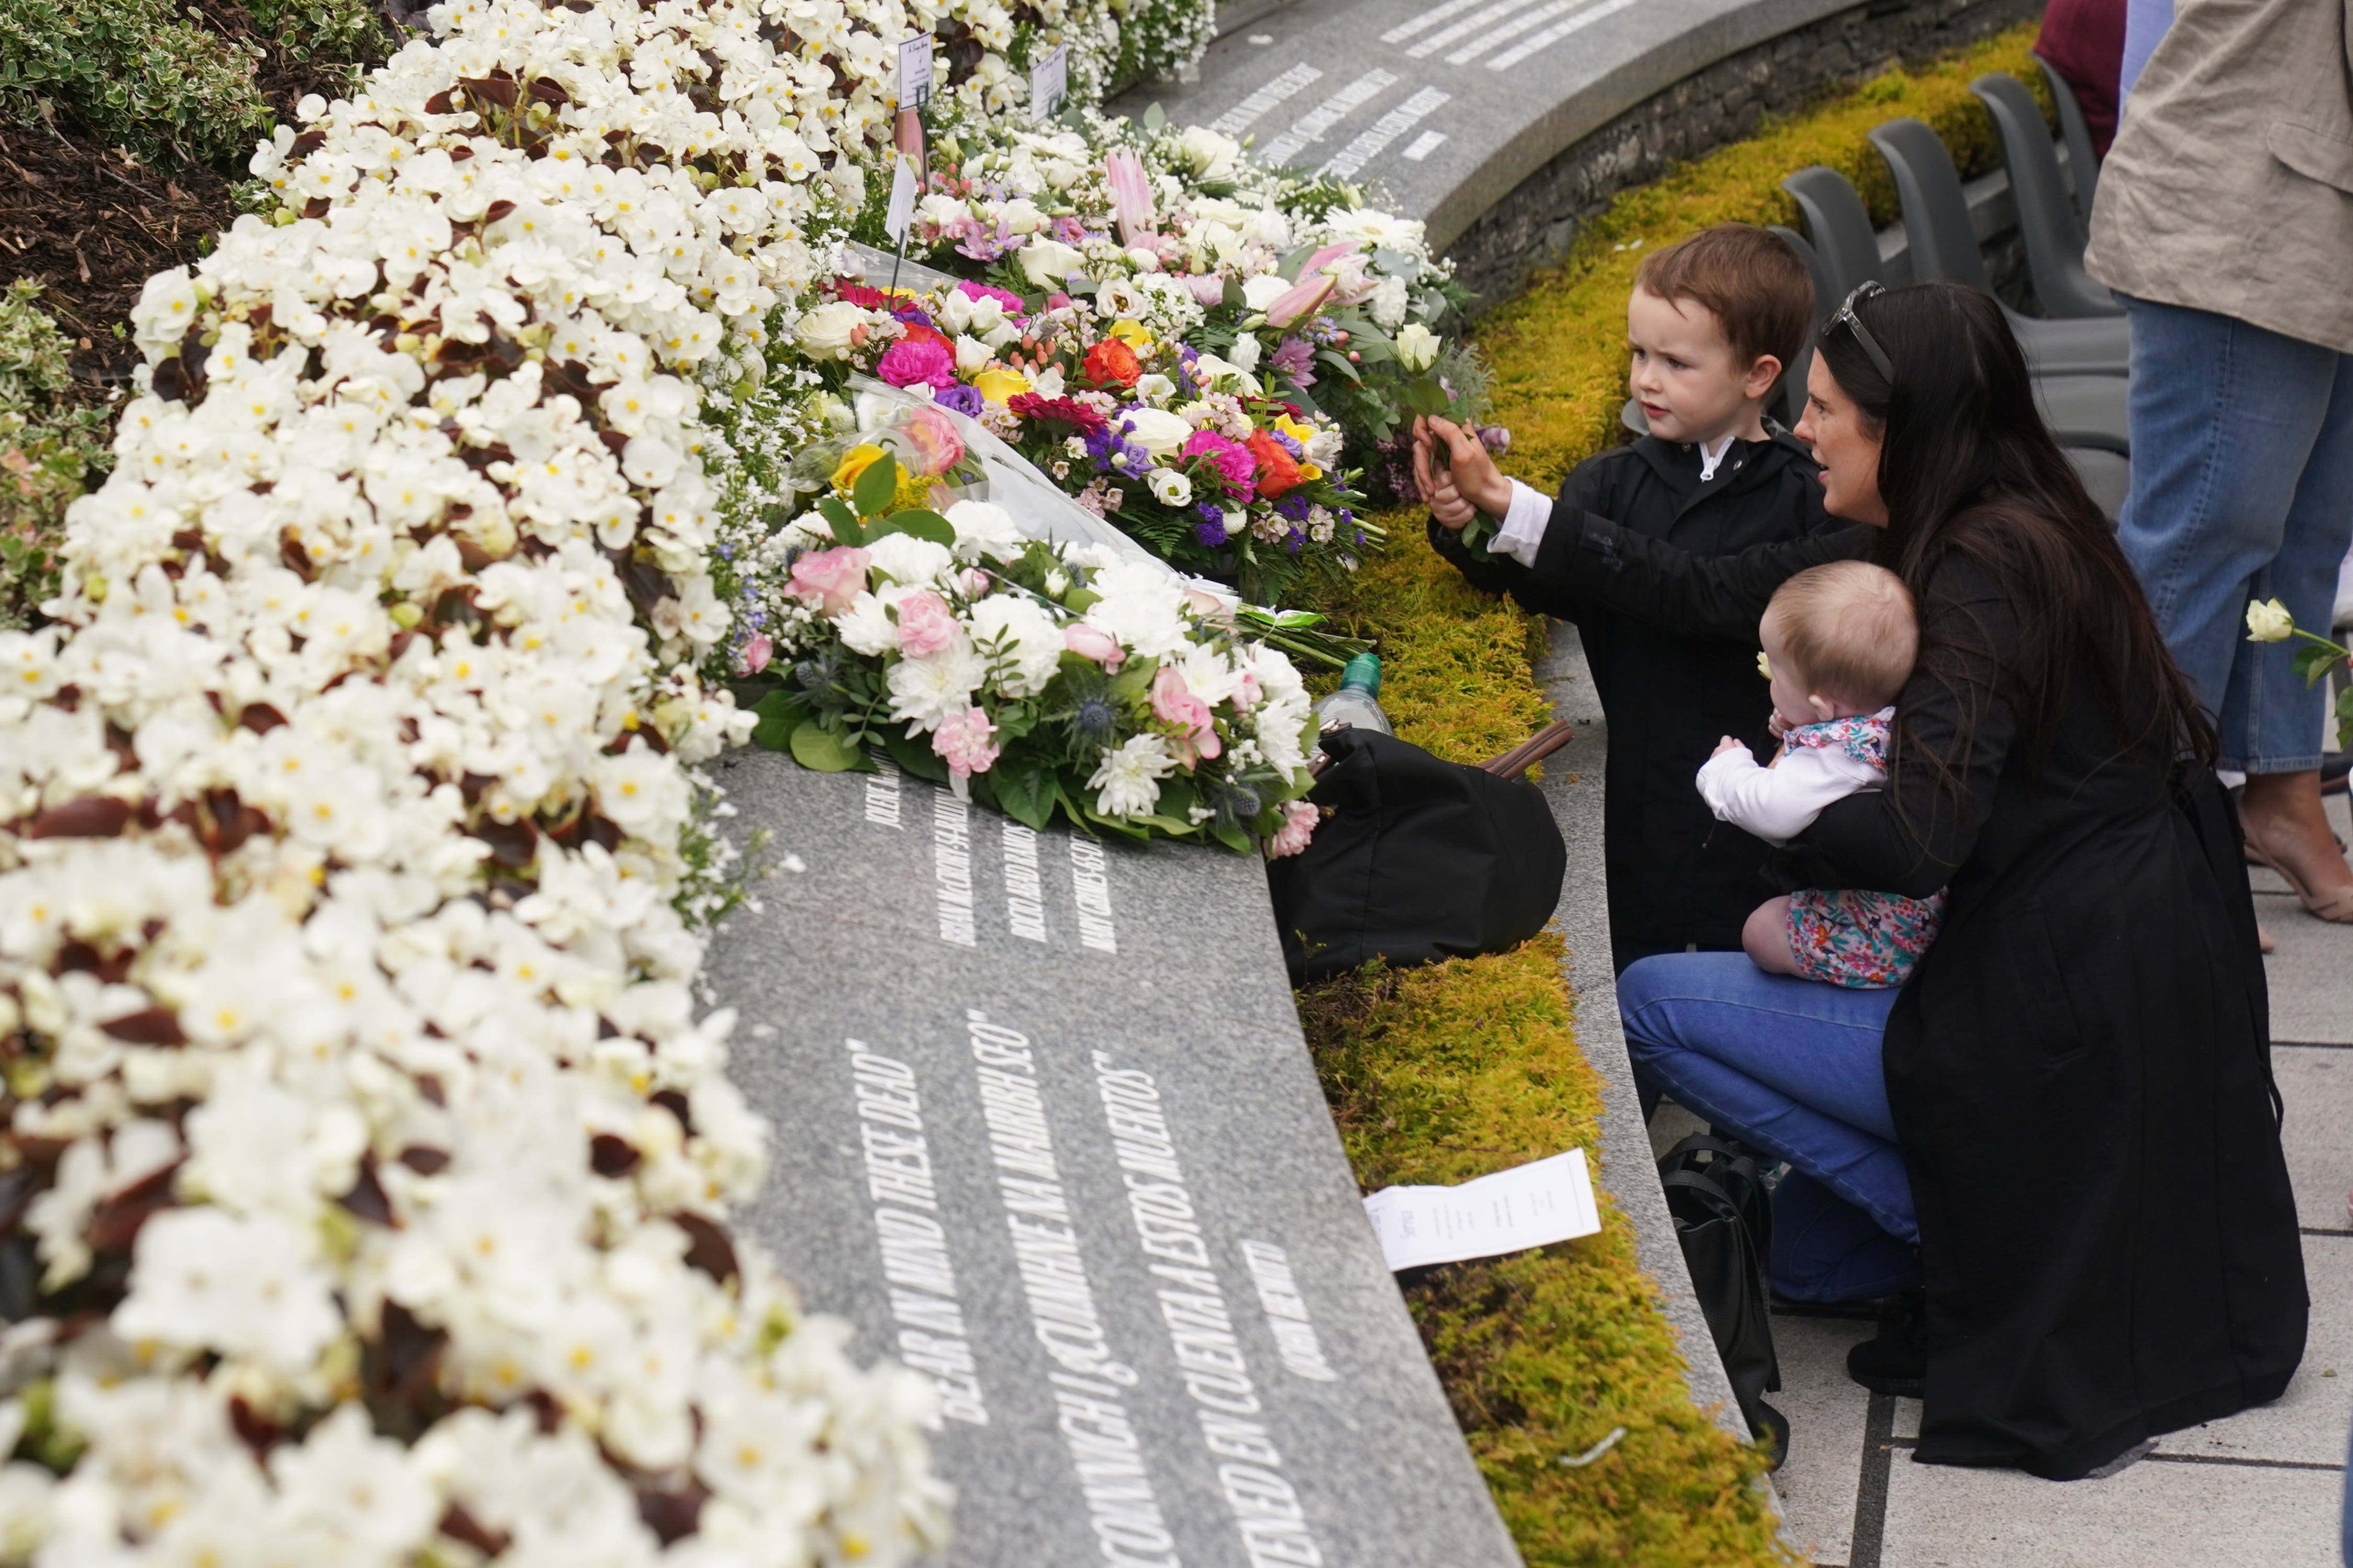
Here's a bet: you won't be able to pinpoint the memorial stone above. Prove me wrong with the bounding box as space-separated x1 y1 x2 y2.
705 748 1523 1568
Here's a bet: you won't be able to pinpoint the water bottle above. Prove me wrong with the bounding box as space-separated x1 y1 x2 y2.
1312 652 1392 736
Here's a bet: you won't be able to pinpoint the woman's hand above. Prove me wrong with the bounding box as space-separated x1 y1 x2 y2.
1413 415 1511 529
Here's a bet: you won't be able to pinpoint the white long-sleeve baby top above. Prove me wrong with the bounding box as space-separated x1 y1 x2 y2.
1695 707 1896 847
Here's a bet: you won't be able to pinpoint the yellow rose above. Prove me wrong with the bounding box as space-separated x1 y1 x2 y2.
970 365 1033 405
1107 318 1155 352
831 443 887 491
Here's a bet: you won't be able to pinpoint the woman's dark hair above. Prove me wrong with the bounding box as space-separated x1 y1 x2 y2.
1812 283 2216 783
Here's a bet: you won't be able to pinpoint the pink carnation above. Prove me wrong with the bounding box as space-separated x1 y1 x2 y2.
877 336 957 390
895 591 958 658
1065 624 1126 670
956 279 1027 314
1151 665 1222 764
1268 799 1318 859
789 546 870 614
1182 430 1257 502
932 706 1001 777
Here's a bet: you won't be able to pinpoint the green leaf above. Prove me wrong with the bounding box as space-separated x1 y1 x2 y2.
1143 101 1167 131
1402 375 1451 418
1373 247 1420 280
882 724 950 783
993 761 1055 829
816 495 862 546
789 722 866 772
852 454 902 517
2293 642 2345 688
1223 277 1247 311
880 507 956 546
1154 776 1197 821
749 690 804 752
1212 818 1252 854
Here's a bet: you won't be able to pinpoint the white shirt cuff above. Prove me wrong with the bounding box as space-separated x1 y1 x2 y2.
1491 478 1553 568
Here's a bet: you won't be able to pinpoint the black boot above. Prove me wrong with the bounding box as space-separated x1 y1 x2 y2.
1845 1292 1925 1397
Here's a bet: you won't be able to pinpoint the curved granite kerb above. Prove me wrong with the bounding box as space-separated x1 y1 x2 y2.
1112 0 2036 298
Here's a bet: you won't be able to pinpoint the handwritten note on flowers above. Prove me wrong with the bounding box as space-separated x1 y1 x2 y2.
1363 1151 1602 1271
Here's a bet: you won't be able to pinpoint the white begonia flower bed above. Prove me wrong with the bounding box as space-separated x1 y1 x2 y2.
0 0 1221 1554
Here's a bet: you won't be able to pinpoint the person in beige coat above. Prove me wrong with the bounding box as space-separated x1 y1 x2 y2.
2085 0 2353 924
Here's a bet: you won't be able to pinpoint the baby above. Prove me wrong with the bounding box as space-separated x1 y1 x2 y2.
1697 560 1947 988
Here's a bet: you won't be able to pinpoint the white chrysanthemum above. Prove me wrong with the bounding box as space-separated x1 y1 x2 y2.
865 531 956 588
886 640 988 733
1089 733 1176 818
966 594 1067 696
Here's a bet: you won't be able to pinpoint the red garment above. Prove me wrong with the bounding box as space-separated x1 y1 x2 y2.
2036 0 2128 156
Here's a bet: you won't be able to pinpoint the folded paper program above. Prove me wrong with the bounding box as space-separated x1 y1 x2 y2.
1363 1150 1602 1272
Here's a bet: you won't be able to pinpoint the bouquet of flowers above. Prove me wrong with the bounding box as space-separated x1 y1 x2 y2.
794 267 1376 603
732 448 1323 854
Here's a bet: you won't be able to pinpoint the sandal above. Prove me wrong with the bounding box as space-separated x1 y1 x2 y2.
2242 830 2353 923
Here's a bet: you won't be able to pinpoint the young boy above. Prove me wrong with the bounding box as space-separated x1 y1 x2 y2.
1416 223 1843 969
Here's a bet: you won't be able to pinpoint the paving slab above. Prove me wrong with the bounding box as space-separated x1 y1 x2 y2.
2154 1234 2353 1468
1766 1313 1876 1565
1877 1451 2345 1568
2277 1045 2353 1234
2253 792 2353 1047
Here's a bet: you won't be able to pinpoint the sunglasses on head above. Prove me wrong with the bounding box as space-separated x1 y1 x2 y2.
1830 280 1895 382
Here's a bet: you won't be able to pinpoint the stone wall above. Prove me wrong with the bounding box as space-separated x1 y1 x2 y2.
1446 0 2043 308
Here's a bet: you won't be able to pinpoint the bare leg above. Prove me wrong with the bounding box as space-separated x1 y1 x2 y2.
2240 769 2353 921
1743 897 1805 976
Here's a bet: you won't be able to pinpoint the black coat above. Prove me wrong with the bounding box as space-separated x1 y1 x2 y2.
1549 509 2308 1480
1429 430 1837 968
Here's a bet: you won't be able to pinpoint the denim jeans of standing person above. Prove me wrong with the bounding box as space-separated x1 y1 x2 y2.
2116 296 2353 771
1619 953 1921 1303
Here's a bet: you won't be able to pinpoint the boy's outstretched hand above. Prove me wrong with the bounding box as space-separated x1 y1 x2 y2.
1412 415 1512 531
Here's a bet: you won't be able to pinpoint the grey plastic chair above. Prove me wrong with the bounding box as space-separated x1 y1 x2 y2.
1780 165 1881 302
1866 118 2129 376
1767 223 1831 426
1971 74 2120 318
2034 53 2101 220
2063 448 2130 522
2034 374 2129 454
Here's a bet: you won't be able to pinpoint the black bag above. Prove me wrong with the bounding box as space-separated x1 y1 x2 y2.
1657 1133 1788 1467
1266 725 1571 985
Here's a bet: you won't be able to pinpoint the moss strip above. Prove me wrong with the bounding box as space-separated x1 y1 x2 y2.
1293 24 2051 1564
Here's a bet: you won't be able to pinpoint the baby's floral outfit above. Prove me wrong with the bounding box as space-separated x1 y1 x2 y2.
1695 707 1947 988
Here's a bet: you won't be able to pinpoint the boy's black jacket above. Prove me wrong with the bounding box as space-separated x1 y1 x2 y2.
1428 426 1857 968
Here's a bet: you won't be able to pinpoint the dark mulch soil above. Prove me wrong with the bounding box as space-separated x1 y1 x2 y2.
2 3 393 394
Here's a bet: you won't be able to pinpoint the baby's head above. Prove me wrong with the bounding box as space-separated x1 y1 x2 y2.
1629 224 1812 445
1761 561 1918 728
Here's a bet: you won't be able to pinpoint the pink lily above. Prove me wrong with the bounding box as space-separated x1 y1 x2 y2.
1263 273 1336 330
1105 150 1156 245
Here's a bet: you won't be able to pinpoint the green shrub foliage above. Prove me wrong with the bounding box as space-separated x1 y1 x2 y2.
0 280 109 628
0 0 270 165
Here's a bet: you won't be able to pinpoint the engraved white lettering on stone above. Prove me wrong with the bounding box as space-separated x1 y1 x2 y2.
864 750 903 826
1317 86 1449 179
1070 837 1118 952
1239 1240 1338 1382
1483 0 1640 70
1400 129 1448 162
1055 1388 1183 1567
1003 822 1050 943
932 788 977 947
1092 1054 1331 1567
1206 62 1321 138
1379 0 1492 43
1256 70 1397 167
1406 0 1546 59
843 1039 987 1426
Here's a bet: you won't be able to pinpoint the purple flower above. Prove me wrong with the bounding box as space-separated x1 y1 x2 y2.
1195 516 1229 547
1479 424 1512 455
1285 527 1305 555
956 222 1012 263
935 383 986 418
1275 493 1310 523
891 304 936 330
1268 335 1316 388
1268 428 1305 461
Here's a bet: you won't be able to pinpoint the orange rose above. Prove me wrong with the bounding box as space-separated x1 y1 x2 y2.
1246 428 1302 500
1082 336 1142 390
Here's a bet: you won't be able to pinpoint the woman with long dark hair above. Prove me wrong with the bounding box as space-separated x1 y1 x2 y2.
1562 282 2306 1479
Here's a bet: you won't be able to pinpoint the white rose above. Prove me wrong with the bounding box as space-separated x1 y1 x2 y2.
793 301 867 359
1176 126 1240 181
2245 597 2296 643
1395 322 1441 373
954 335 992 376
1146 469 1193 507
1124 246 1162 274
1018 238 1085 285
1119 408 1193 456
1135 373 1176 404
1225 334 1262 374
998 198 1047 234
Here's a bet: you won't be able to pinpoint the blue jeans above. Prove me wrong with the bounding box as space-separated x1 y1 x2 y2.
2117 296 2353 772
1620 953 1920 1302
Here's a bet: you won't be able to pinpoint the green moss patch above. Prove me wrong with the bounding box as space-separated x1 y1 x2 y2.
1291 24 2053 1562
